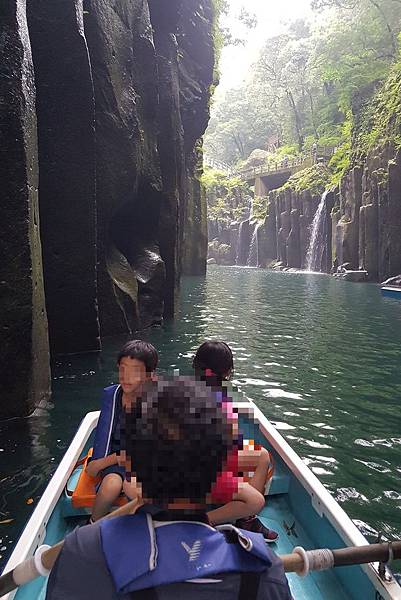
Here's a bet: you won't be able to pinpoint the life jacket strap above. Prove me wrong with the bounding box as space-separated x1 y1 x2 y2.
238 571 262 599
129 588 157 599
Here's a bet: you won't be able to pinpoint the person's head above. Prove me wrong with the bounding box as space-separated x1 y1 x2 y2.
120 376 233 507
117 340 158 396
192 341 234 385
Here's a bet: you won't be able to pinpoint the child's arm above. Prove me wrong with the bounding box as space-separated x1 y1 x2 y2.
86 453 118 477
207 482 264 525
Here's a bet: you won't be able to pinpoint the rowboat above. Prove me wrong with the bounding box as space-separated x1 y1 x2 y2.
2 394 401 600
381 286 401 300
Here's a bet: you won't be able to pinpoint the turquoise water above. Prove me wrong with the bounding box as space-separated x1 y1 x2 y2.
1 266 401 569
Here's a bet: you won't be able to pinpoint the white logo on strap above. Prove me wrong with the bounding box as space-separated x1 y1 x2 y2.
181 540 202 561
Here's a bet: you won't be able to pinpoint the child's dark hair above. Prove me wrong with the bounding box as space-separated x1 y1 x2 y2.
192 341 234 384
122 376 233 503
117 340 158 373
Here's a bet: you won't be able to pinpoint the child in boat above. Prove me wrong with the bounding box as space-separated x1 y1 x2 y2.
88 339 263 526
86 340 158 521
46 376 291 600
193 340 279 542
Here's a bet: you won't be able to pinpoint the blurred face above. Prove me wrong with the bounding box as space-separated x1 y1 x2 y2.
118 357 150 396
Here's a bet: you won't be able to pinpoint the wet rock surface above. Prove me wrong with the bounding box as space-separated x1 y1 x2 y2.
0 1 50 417
27 0 100 355
0 0 213 417
332 149 401 282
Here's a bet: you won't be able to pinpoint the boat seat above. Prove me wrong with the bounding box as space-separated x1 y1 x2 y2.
269 468 290 495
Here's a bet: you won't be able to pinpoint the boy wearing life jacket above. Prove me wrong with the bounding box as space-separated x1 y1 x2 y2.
87 340 263 526
86 340 158 521
193 340 279 542
45 377 292 600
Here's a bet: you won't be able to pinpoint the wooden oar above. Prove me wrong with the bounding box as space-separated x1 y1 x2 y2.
0 498 141 597
0 514 400 597
282 541 401 576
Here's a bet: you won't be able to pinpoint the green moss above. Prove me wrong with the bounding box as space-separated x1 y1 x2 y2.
251 196 268 221
350 59 401 163
202 167 251 223
281 163 332 196
210 0 228 88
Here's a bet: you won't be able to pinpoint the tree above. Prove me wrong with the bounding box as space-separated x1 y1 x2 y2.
205 1 401 167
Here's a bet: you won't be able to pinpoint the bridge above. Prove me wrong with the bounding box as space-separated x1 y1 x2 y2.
204 148 334 196
238 148 334 196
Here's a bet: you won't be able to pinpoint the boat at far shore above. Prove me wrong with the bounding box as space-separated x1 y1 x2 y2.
381 275 401 299
381 285 401 300
1 395 401 600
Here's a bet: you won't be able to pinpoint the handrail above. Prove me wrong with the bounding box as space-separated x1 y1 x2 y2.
204 146 335 181
239 148 334 181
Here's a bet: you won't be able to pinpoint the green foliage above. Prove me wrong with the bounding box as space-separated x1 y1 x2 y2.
210 0 229 86
282 164 332 196
201 167 251 223
326 116 352 184
205 0 401 218
251 196 269 221
352 57 401 157
205 0 401 173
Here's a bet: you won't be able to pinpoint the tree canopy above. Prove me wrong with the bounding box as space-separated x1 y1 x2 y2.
205 0 401 180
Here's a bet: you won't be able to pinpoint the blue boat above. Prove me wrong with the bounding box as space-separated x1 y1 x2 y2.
2 396 401 600
381 286 401 300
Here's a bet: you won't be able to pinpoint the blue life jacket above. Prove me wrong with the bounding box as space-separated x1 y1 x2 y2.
92 384 121 460
100 513 272 594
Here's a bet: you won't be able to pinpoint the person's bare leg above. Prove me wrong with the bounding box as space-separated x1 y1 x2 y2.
123 477 140 501
237 447 278 541
91 474 123 522
238 447 273 494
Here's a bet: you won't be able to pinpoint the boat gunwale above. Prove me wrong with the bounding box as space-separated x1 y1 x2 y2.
234 398 401 599
3 404 401 600
1 411 100 600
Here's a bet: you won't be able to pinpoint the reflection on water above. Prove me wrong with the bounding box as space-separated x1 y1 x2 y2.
1 266 401 568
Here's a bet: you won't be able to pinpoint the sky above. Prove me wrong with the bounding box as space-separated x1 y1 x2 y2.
218 0 312 94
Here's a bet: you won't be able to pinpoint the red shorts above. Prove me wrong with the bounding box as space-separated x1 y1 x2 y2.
210 448 240 504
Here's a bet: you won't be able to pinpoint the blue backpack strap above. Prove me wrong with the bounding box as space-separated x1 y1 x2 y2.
92 384 120 460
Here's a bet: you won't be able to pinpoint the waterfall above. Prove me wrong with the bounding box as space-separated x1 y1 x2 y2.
306 190 329 272
236 219 249 265
236 221 244 265
247 223 259 267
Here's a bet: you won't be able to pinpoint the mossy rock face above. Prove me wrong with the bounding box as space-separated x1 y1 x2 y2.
208 240 233 265
281 164 331 197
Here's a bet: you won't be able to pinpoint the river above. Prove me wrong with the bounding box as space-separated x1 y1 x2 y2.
1 266 401 570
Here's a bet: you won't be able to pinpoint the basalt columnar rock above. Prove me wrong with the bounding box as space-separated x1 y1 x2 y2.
0 0 213 418
27 0 100 355
332 146 401 281
0 0 50 418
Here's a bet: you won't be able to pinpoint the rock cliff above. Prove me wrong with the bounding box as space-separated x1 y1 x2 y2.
332 148 401 281
0 0 214 418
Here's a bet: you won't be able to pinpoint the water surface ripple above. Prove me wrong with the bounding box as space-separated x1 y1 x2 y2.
1 266 401 568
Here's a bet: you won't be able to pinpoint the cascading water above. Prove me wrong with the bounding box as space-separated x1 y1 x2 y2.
247 223 259 267
236 220 245 265
306 190 329 272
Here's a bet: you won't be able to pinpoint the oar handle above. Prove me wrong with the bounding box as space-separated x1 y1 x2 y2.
1 520 400 597
0 498 141 597
282 541 401 575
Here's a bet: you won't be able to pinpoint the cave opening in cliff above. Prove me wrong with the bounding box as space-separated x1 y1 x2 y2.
107 185 166 333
